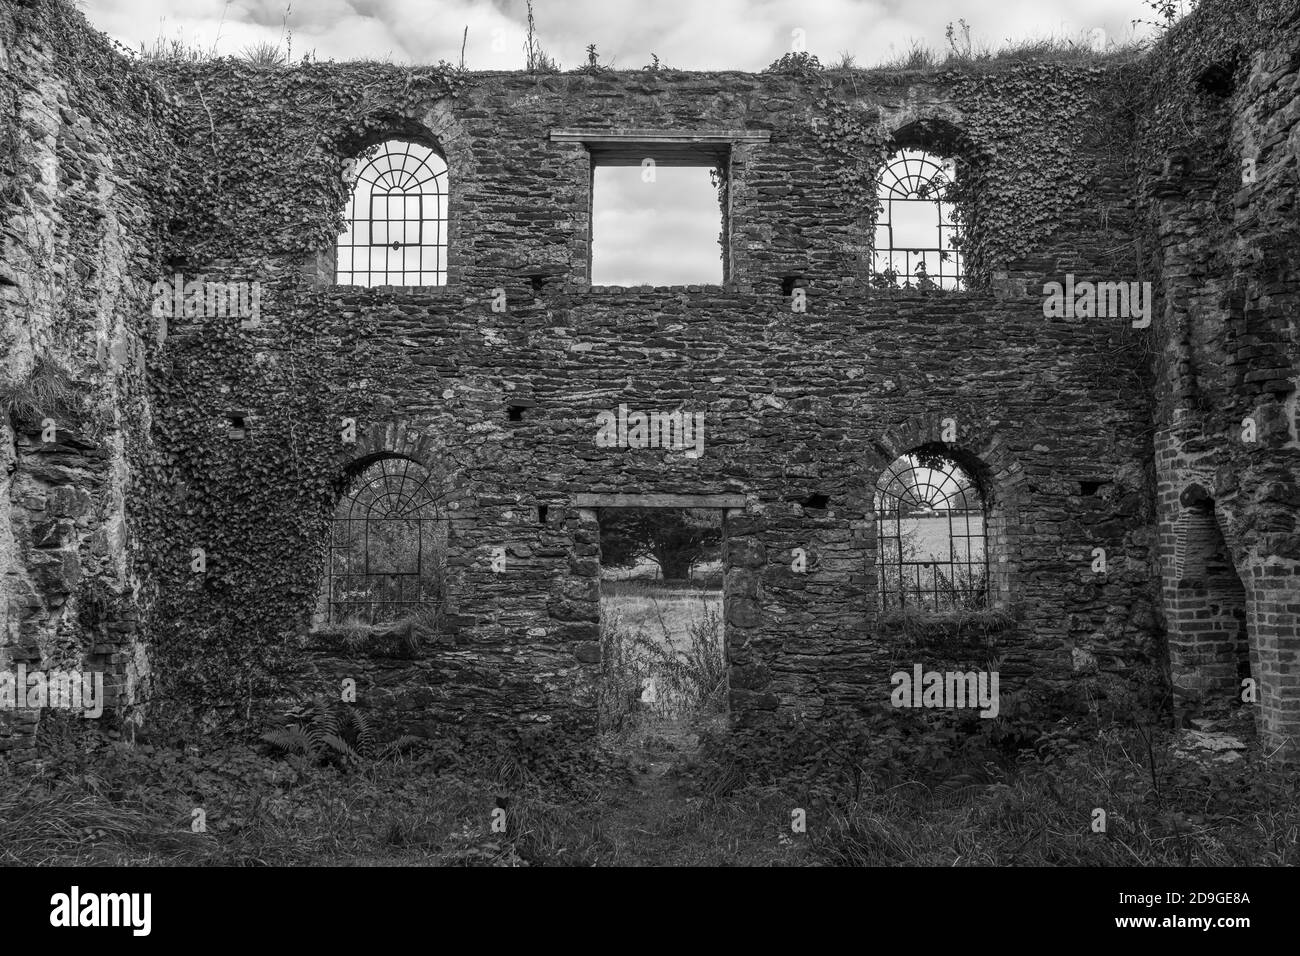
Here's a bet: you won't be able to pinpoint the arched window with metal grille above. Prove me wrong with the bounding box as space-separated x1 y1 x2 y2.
336 139 449 287
328 457 447 624
872 149 963 290
875 451 988 611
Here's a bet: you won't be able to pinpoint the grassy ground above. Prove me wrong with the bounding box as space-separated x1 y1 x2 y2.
600 579 723 654
597 578 726 727
5 578 1292 866
1 715 1296 867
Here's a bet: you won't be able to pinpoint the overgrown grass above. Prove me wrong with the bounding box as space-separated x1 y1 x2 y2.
866 28 1145 74
241 41 288 68
597 581 726 730
803 730 1299 866
877 604 1016 645
0 781 216 865
2 717 633 866
3 715 1294 867
596 616 646 732
137 34 218 64
0 354 81 430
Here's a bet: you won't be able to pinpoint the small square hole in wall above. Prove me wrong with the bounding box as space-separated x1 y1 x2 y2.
590 152 726 286
227 413 247 439
507 400 536 423
781 276 806 296
1195 62 1236 98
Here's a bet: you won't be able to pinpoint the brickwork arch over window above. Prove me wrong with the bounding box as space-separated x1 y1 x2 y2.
873 149 963 290
875 451 987 610
337 139 448 286
1169 498 1253 703
328 456 448 624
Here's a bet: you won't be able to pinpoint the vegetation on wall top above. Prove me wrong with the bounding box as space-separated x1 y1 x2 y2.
803 61 1127 288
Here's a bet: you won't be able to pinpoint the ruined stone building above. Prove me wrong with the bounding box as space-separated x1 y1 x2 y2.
1 0 1297 761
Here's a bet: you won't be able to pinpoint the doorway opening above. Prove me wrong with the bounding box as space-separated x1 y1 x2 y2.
595 507 728 739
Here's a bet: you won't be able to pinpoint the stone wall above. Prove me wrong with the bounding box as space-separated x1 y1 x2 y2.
0 0 174 759
0 0 1295 758
1141 0 1300 759
134 52 1159 736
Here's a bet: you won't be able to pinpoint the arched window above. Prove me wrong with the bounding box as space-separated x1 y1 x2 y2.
328 457 447 624
872 149 963 290
336 139 448 287
875 451 987 610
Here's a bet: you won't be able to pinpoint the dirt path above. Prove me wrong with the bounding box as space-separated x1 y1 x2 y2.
586 713 748 865
346 720 725 866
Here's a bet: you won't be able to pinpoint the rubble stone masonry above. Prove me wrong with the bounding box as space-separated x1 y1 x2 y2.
0 0 1295 759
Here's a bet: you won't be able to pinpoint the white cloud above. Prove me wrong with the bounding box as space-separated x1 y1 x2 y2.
78 0 1160 280
592 166 723 286
86 0 1155 68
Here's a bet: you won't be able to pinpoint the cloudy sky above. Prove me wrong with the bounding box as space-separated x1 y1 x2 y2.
81 0 1166 287
85 0 1159 74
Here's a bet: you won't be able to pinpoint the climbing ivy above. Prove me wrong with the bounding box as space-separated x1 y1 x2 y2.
1131 0 1299 269
138 304 387 714
803 62 1130 288
130 59 469 716
807 92 891 221
105 10 1297 723
947 63 1122 285
154 60 466 263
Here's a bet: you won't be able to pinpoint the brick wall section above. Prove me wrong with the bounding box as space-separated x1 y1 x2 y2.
1167 501 1251 703
1146 6 1300 757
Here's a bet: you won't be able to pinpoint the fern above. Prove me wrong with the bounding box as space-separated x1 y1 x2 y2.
265 700 404 765
300 703 338 756
319 733 360 762
261 725 314 758
338 707 375 757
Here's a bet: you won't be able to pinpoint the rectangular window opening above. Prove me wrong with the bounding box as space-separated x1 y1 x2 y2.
589 147 729 287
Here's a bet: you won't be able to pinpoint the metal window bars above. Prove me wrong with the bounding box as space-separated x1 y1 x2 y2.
872 149 964 291
328 457 448 624
874 453 988 611
336 140 448 287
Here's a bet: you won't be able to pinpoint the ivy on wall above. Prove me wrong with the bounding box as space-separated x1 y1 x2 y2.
1132 0 1298 264
805 63 1132 288
122 60 470 713
131 52 1154 717
1130 0 1299 434
156 61 466 264
947 64 1122 284
1 0 179 723
139 304 390 712
22 0 1269 728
